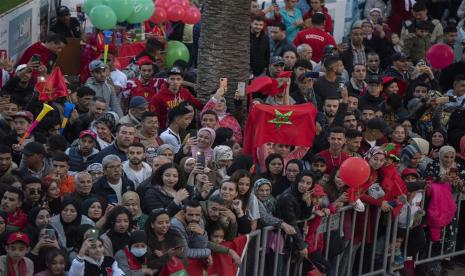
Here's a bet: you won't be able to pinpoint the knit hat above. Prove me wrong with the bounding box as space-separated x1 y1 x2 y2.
213 145 233 161
156 144 175 156
365 146 386 161
400 144 421 164
129 230 147 247
410 138 430 155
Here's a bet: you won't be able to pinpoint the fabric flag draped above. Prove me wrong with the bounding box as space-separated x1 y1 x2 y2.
208 235 250 276
243 103 318 162
35 67 68 102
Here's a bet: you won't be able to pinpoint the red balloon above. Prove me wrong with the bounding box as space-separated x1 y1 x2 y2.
170 0 189 8
167 4 185 22
150 7 167 24
339 157 370 188
155 0 170 9
183 5 201 24
426 43 454 69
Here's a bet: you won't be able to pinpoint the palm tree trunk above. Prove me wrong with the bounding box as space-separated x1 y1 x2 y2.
196 0 251 111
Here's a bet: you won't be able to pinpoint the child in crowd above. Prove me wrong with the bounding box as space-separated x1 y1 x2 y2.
0 232 34 275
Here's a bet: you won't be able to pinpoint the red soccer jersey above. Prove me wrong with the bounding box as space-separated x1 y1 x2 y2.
294 27 336 63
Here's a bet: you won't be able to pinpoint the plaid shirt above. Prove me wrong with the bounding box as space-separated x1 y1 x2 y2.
351 44 366 66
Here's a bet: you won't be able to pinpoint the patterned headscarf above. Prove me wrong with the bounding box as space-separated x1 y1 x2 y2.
400 144 421 165
364 146 386 161
253 178 276 214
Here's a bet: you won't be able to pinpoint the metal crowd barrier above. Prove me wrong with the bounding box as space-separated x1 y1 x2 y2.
237 192 465 276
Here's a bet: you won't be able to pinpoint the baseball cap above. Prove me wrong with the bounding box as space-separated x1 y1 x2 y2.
136 56 154 66
15 64 28 74
367 74 383 84
22 142 47 156
7 232 30 246
167 66 183 76
129 96 149 109
79 130 97 140
57 6 71 16
270 56 285 66
366 117 391 134
392 52 408 62
12 111 34 123
401 168 420 178
89 59 105 72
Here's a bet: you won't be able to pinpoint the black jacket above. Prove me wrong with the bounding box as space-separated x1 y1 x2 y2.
340 44 371 76
271 38 296 58
250 31 270 76
276 185 313 251
88 143 128 165
359 92 385 110
2 76 34 108
50 18 81 38
92 175 135 205
141 185 193 215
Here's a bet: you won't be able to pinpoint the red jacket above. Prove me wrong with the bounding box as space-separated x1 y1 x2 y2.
128 77 166 102
149 84 204 129
303 7 333 34
294 27 336 63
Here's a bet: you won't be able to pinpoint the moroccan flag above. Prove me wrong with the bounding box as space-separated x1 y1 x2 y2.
35 67 68 102
243 103 317 162
208 235 250 276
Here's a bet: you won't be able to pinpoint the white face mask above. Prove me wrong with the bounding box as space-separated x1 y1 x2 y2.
130 247 147 257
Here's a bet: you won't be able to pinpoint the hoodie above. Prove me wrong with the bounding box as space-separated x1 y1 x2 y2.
149 84 204 129
85 77 123 117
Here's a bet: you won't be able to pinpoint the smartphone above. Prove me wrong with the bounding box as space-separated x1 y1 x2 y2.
220 78 228 90
31 54 41 63
237 82 246 97
189 129 197 138
46 229 56 240
197 151 205 167
107 194 118 204
449 95 457 102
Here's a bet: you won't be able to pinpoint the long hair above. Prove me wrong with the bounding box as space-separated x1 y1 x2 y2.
230 169 253 212
151 163 185 190
103 206 133 233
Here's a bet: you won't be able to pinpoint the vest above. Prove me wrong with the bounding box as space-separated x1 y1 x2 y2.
84 256 115 276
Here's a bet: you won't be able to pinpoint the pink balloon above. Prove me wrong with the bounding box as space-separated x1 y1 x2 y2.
150 7 167 24
426 43 454 69
167 4 185 22
339 157 371 188
155 0 170 9
183 5 201 24
171 0 189 8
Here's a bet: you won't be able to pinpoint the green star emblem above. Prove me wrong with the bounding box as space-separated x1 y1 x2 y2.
268 109 293 128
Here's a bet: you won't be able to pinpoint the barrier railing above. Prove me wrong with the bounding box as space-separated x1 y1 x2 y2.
238 191 465 276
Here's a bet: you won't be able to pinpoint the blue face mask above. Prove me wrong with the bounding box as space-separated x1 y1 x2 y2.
131 247 147 257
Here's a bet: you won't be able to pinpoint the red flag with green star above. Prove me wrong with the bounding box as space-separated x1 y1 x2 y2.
243 103 317 162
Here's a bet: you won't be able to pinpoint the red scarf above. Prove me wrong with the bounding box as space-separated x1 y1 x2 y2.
6 256 27 276
123 247 146 270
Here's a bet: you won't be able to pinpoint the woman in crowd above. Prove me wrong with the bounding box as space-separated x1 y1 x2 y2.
230 170 260 230
145 208 185 270
122 191 148 230
92 118 114 151
100 206 133 256
26 207 51 246
190 127 216 164
260 153 285 197
142 163 192 215
389 125 408 157
34 248 68 276
27 225 62 273
41 175 62 216
429 130 447 159
217 179 252 234
51 197 95 254
303 0 333 32
274 159 303 197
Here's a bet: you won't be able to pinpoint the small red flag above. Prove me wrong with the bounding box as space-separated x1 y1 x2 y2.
207 235 249 276
35 67 68 102
243 103 317 162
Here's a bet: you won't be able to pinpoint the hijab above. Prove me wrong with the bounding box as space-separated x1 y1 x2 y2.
191 127 216 163
439 145 456 176
410 137 430 156
60 197 82 248
400 144 421 165
254 178 276 214
364 146 387 161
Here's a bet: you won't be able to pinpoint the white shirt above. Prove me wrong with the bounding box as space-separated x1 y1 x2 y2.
108 179 123 204
111 69 127 89
160 128 182 153
122 161 152 189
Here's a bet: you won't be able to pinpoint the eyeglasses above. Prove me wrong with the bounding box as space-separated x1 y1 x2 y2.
105 165 122 170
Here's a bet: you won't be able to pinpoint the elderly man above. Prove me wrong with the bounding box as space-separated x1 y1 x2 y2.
69 171 96 202
296 44 318 70
92 155 135 205
119 96 149 128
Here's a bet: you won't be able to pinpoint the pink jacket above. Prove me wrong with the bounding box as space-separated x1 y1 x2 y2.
202 97 243 144
427 183 456 242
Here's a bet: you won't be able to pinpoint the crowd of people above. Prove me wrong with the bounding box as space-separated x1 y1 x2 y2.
1 0 465 275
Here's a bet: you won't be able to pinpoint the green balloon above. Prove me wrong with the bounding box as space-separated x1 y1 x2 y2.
103 0 134 22
165 41 190 68
89 5 117 30
83 0 103 13
126 0 155 24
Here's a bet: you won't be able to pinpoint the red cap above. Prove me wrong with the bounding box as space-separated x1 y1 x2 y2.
79 130 97 140
137 56 153 66
12 111 34 123
7 232 30 246
401 168 419 178
312 184 326 197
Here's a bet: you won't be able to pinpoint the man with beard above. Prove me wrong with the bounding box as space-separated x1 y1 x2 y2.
201 194 240 240
250 16 270 76
344 129 363 157
343 112 358 130
0 145 16 178
2 65 35 108
341 26 370 75
123 142 152 188
89 123 136 164
359 75 385 109
128 58 165 102
171 200 211 259
119 96 149 127
314 56 346 108
17 142 52 179
1 186 27 231
316 127 350 174
66 130 99 172
21 177 43 214
92 155 135 205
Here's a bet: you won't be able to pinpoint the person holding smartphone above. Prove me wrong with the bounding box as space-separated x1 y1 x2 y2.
27 225 62 273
